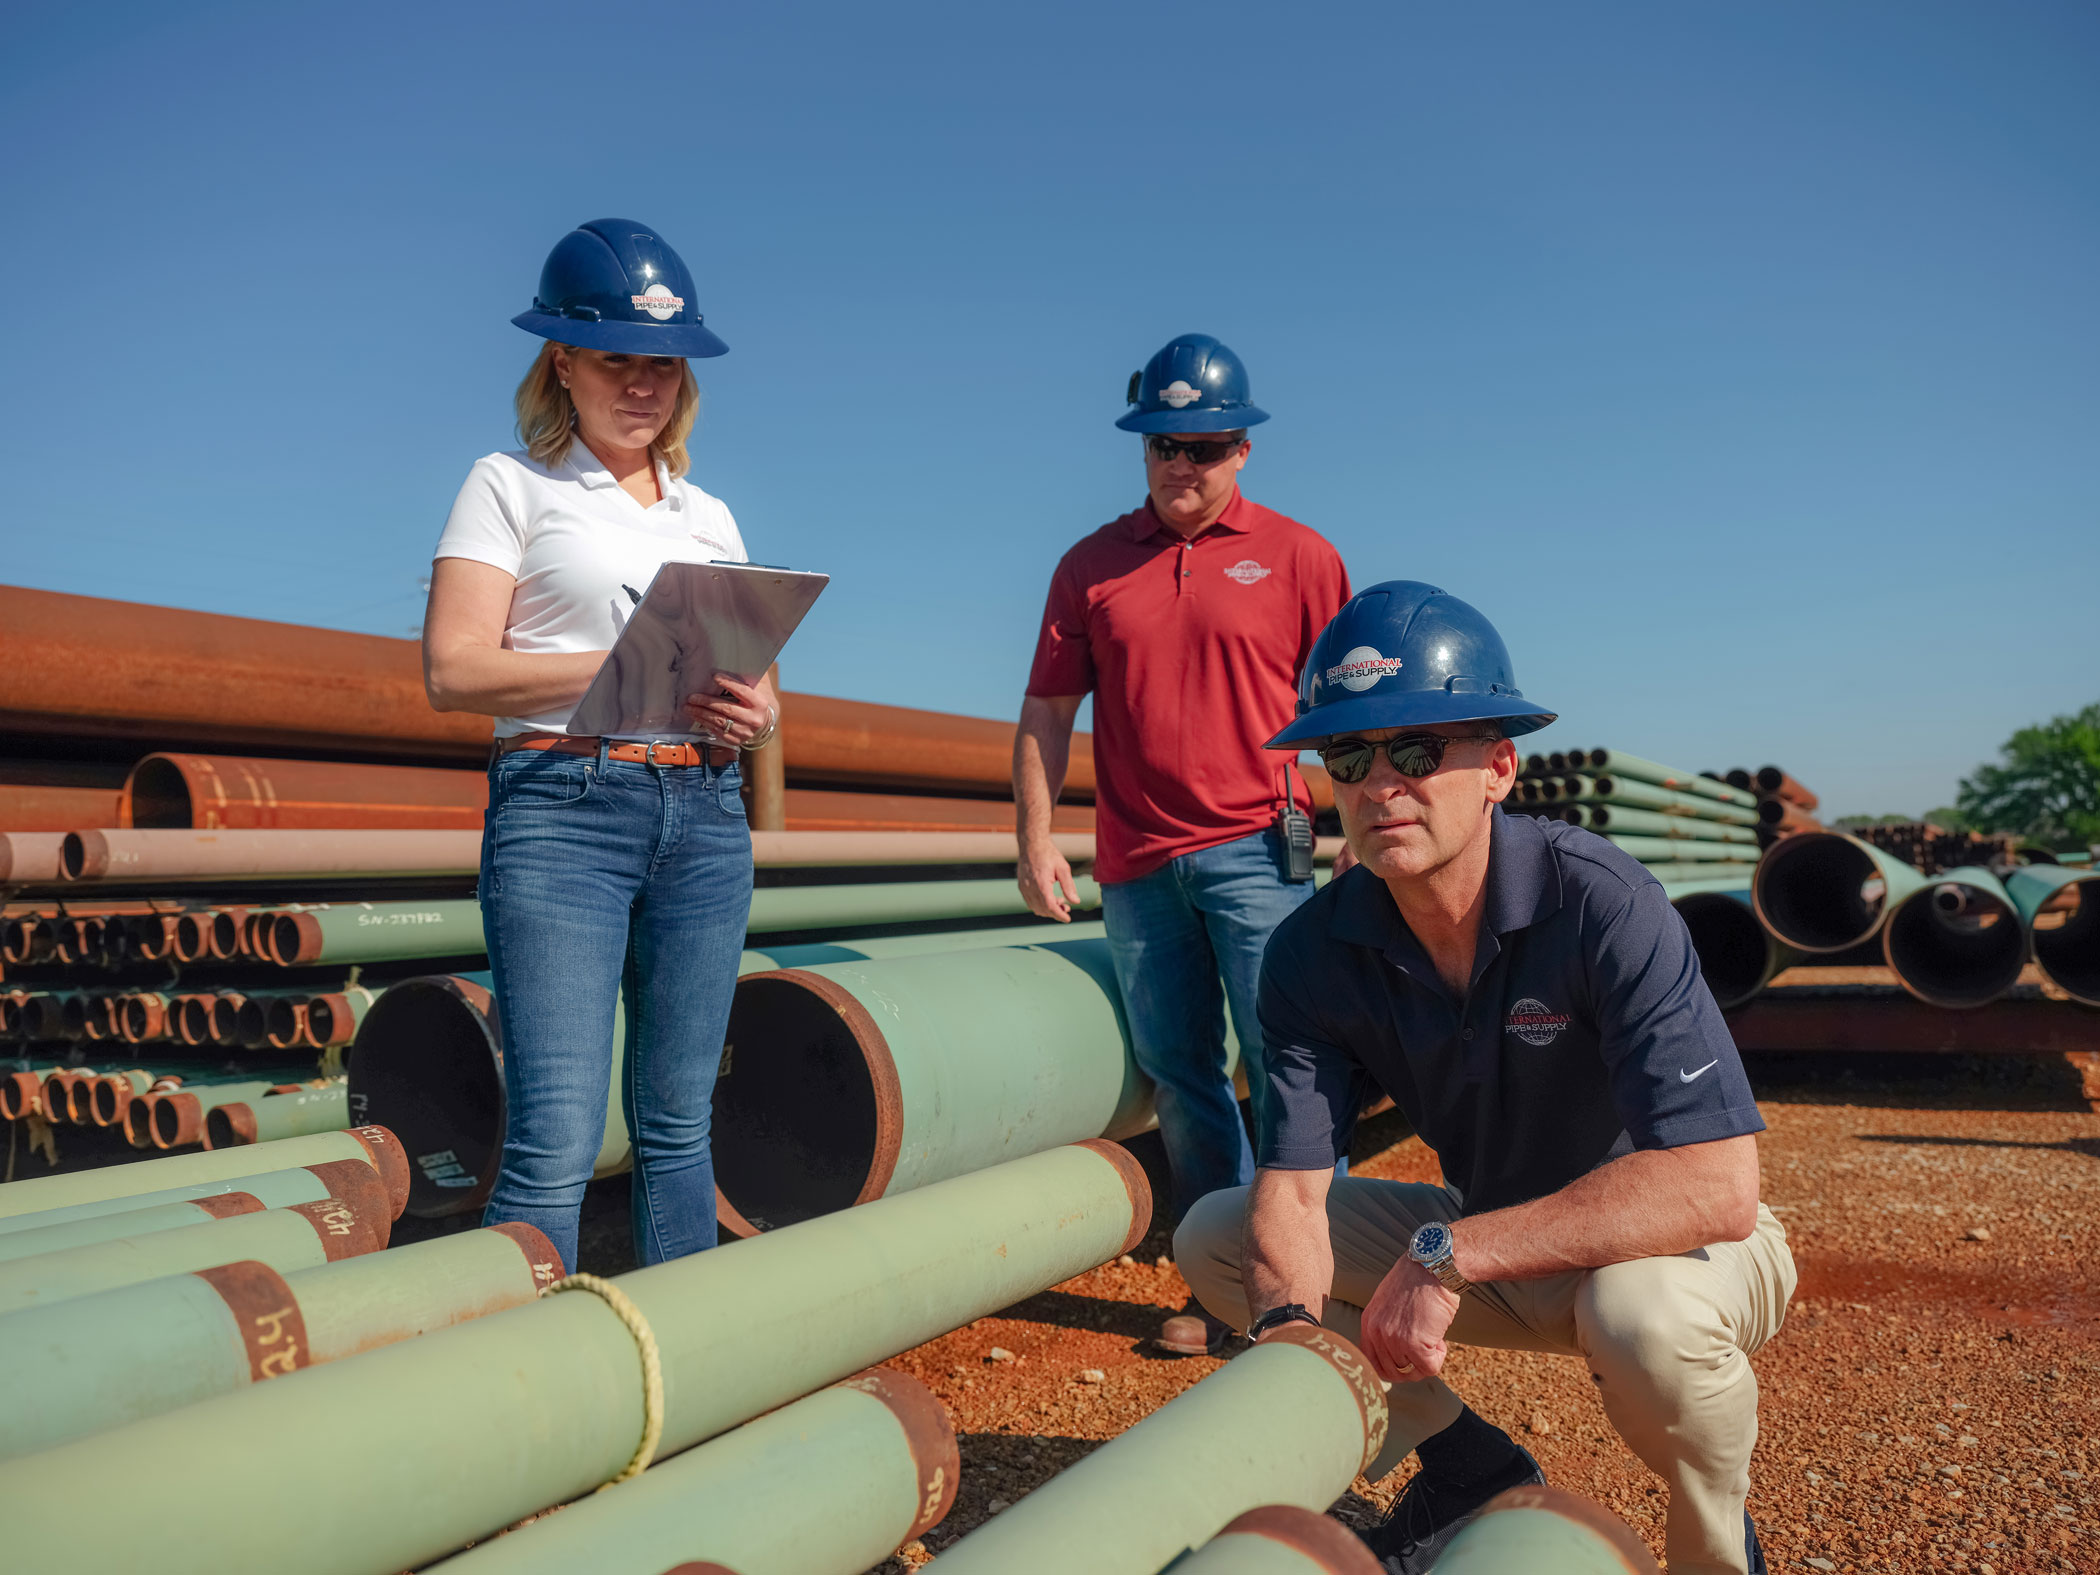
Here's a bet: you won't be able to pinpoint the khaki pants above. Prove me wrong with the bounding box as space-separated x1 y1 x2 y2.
1175 1181 1796 1575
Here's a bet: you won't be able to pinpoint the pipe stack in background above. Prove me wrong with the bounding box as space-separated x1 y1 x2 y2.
1508 748 1769 886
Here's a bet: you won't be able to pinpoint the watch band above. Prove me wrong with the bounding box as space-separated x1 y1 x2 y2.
1246 1303 1321 1341
1408 1222 1473 1295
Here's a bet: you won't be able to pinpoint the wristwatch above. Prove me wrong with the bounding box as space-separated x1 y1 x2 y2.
1246 1303 1321 1341
1408 1222 1472 1295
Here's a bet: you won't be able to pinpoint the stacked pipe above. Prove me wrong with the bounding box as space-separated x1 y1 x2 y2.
0 1139 1151 1575
1509 748 1764 884
1846 819 2021 876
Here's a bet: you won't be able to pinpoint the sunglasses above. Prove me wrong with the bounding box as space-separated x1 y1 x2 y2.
1318 732 1502 784
1144 434 1246 466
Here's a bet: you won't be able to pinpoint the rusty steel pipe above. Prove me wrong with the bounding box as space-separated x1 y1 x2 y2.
0 832 68 886
0 784 125 835
61 828 484 884
124 752 488 832
172 993 217 1046
781 787 1093 835
1173 1506 1386 1574
0 584 492 762
1753 766 1818 813
207 993 249 1045
118 991 173 1044
153 1080 285 1149
778 690 1097 800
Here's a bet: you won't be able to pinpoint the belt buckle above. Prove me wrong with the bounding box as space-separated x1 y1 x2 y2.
646 740 684 768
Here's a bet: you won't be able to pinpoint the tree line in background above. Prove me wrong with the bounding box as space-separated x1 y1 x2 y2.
1837 703 2100 849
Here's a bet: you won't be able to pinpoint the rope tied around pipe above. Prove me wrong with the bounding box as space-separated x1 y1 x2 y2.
542 1272 664 1487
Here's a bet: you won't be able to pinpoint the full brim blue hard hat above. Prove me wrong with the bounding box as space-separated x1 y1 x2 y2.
1266 579 1557 750
1115 333 1270 432
514 218 729 359
512 309 729 358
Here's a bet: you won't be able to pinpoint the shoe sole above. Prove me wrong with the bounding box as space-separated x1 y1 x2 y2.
1152 1336 1218 1357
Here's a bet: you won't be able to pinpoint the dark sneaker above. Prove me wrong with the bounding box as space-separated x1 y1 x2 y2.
1363 1447 1545 1574
1154 1297 1232 1356
1745 1508 1767 1575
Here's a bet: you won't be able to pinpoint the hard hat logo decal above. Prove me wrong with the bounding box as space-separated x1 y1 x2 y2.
1326 646 1404 693
1158 379 1202 409
632 284 684 321
1224 560 1272 585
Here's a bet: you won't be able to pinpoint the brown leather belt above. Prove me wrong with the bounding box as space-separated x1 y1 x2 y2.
497 733 737 768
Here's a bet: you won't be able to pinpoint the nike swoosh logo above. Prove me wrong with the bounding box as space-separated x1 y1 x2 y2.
1679 1060 1720 1083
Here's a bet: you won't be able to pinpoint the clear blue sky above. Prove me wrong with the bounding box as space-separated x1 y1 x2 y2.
4 2 2094 818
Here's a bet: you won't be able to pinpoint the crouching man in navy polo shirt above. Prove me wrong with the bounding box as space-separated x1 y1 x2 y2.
1175 582 1794 1575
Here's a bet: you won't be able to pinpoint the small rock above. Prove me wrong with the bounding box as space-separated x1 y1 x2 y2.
1528 1411 1553 1435
986 1347 1015 1364
1939 1464 1961 1478
1858 1430 1881 1444
949 1366 968 1377
1155 1255 1173 1268
1077 1368 1105 1384
1116 1254 1136 1268
1965 1226 1991 1241
1808 1560 1836 1572
1960 1435 1979 1446
987 1498 1010 1514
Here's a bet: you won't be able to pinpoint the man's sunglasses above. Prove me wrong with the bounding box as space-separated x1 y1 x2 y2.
1318 732 1502 784
1144 434 1246 466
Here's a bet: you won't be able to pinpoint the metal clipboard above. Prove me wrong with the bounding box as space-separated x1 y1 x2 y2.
566 560 829 739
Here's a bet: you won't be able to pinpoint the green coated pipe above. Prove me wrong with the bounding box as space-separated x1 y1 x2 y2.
205 1080 349 1148
0 1221 558 1463
738 919 1109 973
428 1368 957 1575
0 1124 410 1219
930 1325 1384 1575
1555 776 1760 826
0 1140 1150 1575
1569 805 1757 844
152 1078 294 1150
2003 865 2100 1006
0 1195 384 1314
1558 751 1758 809
1753 831 1928 954
0 1155 399 1238
718 939 1154 1234
1605 835 1756 863
268 899 486 966
1638 861 1759 887
1881 865 2027 1009
1669 889 1803 1011
1165 1506 1385 1574
1429 1484 1661 1573
0 1194 262 1264
748 877 1103 934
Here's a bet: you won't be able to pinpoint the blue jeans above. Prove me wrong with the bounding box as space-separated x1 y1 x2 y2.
1102 827 1320 1224
479 746 753 1272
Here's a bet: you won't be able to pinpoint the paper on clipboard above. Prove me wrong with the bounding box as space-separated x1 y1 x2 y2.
567 560 829 739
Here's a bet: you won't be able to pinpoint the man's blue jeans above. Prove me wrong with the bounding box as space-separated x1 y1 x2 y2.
478 746 753 1272
1102 827 1319 1223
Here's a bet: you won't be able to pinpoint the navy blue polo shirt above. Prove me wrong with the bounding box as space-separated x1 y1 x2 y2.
1258 809 1763 1215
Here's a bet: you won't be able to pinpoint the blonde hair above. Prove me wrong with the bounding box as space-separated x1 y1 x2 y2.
514 341 701 477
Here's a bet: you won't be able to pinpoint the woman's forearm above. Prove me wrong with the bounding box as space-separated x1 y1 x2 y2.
426 643 607 719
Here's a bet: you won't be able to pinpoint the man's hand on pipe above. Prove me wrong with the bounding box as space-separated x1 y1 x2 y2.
686 672 774 747
1017 843 1080 922
1358 1257 1460 1383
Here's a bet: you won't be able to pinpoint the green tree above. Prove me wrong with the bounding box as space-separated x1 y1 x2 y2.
1955 704 2100 848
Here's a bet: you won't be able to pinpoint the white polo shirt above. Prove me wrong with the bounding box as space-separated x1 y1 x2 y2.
433 442 749 737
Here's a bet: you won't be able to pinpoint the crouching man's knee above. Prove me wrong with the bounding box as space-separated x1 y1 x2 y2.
1172 1184 1254 1329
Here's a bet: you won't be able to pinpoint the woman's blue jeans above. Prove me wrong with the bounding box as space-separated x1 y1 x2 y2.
1101 827 1322 1224
478 746 753 1272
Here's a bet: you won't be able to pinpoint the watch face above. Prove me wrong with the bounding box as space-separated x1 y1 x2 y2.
1413 1222 1449 1259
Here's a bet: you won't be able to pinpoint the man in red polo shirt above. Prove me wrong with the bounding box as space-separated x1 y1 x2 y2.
1014 333 1350 1352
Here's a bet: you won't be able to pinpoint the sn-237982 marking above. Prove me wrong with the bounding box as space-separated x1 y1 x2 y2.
353 911 449 927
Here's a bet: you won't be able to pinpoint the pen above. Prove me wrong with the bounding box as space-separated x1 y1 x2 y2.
622 584 643 607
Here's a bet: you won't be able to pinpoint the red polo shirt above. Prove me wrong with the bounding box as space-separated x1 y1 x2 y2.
1027 491 1350 883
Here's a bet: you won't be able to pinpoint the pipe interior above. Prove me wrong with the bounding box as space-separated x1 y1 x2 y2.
349 982 502 1217
1885 886 2025 1008
712 977 880 1233
2031 880 2100 1004
1758 839 1884 951
1675 894 1772 1011
204 1105 243 1148
126 758 196 829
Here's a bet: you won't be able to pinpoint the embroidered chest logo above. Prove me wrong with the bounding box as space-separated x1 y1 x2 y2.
1505 997 1571 1047
1224 559 1271 585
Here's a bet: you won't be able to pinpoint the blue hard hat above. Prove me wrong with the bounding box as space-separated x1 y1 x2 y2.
1266 580 1556 749
1114 333 1270 433
512 218 728 358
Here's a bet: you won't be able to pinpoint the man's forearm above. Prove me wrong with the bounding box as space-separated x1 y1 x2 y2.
1243 1168 1336 1324
1012 697 1074 846
1450 1135 1761 1285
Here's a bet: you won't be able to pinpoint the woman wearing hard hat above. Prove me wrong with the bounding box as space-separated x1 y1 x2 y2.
422 219 773 1273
